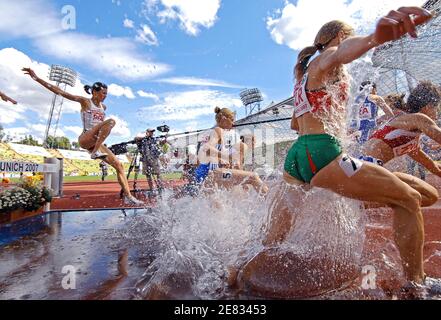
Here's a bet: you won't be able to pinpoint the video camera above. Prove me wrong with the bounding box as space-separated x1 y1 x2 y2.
157 125 170 133
109 125 170 156
109 141 133 156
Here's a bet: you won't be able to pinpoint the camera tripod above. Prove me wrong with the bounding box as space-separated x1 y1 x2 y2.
120 150 163 199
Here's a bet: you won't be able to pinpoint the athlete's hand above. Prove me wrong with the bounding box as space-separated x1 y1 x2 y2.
429 141 440 151
22 67 38 81
434 163 441 178
373 7 433 45
219 156 230 166
0 92 17 105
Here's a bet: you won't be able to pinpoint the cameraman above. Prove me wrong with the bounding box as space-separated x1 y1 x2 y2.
136 128 164 196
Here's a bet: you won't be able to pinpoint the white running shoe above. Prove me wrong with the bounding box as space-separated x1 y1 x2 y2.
424 277 441 295
400 277 441 299
91 152 108 160
399 281 426 299
124 196 145 207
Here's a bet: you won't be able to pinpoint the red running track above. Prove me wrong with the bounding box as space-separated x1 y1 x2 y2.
51 179 186 210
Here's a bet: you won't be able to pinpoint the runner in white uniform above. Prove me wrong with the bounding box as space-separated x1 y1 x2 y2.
195 126 241 179
81 99 106 133
22 67 144 206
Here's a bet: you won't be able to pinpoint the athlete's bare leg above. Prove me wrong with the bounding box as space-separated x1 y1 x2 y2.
311 156 424 282
78 119 116 154
206 168 268 195
99 145 132 198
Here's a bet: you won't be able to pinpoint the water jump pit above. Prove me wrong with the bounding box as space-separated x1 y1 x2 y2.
1 186 440 300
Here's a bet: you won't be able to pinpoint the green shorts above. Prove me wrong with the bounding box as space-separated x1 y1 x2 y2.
284 134 342 183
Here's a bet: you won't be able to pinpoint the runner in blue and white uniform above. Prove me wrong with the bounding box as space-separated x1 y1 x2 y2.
350 81 394 145
192 107 267 194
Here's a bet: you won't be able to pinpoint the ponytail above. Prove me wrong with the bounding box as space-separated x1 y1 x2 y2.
294 20 354 81
84 85 92 94
215 107 235 124
294 45 318 80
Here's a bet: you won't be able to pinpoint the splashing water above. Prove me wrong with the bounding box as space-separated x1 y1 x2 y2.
131 186 268 299
235 182 367 299
126 173 367 300
281 187 365 265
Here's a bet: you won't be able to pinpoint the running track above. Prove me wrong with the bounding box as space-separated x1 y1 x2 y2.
51 179 186 210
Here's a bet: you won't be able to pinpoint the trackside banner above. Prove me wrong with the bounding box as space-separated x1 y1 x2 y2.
0 161 57 173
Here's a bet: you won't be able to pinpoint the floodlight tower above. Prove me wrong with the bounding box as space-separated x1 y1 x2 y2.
240 88 264 117
44 65 77 148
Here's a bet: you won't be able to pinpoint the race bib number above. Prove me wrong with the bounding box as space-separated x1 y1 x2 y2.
222 171 233 180
359 106 373 120
92 110 105 122
393 139 420 157
293 75 312 118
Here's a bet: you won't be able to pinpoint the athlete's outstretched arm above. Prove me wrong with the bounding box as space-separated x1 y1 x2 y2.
413 113 441 145
404 114 441 177
22 67 86 104
373 95 394 118
0 91 17 105
410 148 441 177
318 36 377 71
198 127 227 163
319 7 432 71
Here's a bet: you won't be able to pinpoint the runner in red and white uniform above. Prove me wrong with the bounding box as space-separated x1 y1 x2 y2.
22 67 143 206
363 81 441 179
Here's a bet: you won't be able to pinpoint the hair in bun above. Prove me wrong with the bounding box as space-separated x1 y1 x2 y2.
214 107 235 124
